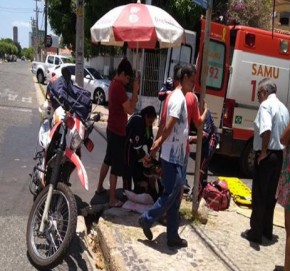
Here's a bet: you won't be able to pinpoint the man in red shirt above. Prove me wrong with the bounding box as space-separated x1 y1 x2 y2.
96 58 139 207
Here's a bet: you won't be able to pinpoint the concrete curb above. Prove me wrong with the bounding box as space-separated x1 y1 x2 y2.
97 217 127 271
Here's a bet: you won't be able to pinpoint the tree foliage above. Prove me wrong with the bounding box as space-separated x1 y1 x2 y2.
156 0 228 30
22 47 35 61
227 0 273 29
46 0 229 57
0 39 19 56
47 0 76 49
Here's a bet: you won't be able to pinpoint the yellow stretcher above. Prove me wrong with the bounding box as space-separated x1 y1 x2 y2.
218 176 252 206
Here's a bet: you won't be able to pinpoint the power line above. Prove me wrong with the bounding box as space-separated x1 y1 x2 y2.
0 6 34 13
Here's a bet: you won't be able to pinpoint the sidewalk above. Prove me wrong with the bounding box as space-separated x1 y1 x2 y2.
86 105 286 271
85 196 285 271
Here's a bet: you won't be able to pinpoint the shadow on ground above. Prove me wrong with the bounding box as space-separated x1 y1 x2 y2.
189 152 244 178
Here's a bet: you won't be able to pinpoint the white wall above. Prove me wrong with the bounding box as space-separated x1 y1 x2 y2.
84 56 123 75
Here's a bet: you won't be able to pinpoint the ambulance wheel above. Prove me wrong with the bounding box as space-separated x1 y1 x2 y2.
239 140 254 178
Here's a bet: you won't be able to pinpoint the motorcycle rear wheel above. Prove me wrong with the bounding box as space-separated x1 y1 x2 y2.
26 182 77 270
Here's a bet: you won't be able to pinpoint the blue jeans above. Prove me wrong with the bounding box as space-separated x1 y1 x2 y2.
140 159 183 240
181 153 189 185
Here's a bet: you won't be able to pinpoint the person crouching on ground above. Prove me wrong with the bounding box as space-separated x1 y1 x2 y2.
123 105 157 198
138 64 196 248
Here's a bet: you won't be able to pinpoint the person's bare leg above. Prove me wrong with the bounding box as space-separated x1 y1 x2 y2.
284 209 290 271
96 163 109 193
109 173 118 206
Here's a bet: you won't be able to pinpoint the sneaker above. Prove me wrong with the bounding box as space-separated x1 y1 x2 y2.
138 217 153 241
167 236 188 248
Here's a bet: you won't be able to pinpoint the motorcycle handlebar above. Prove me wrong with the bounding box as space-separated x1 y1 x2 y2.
83 112 101 136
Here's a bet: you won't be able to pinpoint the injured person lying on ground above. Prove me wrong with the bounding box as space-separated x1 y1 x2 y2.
122 154 163 213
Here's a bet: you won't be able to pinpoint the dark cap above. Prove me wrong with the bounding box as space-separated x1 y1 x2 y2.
141 105 157 119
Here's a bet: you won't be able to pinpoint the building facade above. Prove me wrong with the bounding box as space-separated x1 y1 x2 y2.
13 26 18 44
274 0 290 33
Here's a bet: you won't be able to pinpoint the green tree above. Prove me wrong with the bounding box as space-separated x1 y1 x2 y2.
47 0 76 49
22 47 35 61
227 0 273 29
153 0 228 30
0 39 19 56
47 0 228 57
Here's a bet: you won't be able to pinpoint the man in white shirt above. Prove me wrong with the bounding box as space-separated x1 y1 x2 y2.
241 78 289 244
138 64 196 248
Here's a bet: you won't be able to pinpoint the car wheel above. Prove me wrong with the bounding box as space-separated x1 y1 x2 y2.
93 88 105 105
37 71 45 84
239 139 254 178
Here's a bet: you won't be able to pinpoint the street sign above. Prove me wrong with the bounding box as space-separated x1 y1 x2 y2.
45 35 52 48
192 0 208 9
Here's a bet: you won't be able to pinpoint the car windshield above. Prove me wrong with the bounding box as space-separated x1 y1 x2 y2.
86 67 104 80
61 57 73 64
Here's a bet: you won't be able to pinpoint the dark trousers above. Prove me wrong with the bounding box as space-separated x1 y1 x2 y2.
200 133 218 187
250 150 283 240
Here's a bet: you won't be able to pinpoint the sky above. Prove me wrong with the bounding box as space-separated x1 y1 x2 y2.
0 0 53 48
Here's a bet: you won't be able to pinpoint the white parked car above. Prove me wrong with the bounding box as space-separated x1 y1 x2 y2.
47 64 111 105
32 55 72 84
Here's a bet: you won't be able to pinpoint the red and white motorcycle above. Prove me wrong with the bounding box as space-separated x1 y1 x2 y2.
26 74 100 270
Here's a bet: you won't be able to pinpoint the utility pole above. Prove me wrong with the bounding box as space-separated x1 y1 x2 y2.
44 0 48 60
75 0 84 87
31 17 36 50
192 0 213 216
33 0 41 61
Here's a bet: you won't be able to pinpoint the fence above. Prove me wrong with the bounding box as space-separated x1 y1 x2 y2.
140 50 167 97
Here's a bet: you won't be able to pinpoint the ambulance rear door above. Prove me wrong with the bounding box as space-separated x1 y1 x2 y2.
163 30 196 81
195 20 230 129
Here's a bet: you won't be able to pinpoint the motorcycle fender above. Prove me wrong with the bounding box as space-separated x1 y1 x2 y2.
49 121 62 139
65 149 89 190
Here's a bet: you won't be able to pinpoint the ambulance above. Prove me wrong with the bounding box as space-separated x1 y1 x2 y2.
195 20 290 177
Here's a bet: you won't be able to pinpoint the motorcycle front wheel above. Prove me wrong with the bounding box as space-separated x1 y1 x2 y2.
26 182 77 270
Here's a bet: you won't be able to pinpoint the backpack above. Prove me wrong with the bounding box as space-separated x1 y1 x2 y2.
202 180 231 211
50 76 92 120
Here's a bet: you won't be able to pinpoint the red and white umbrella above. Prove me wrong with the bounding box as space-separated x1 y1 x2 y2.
90 1 185 49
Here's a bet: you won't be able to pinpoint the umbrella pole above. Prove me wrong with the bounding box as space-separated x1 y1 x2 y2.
136 43 143 111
